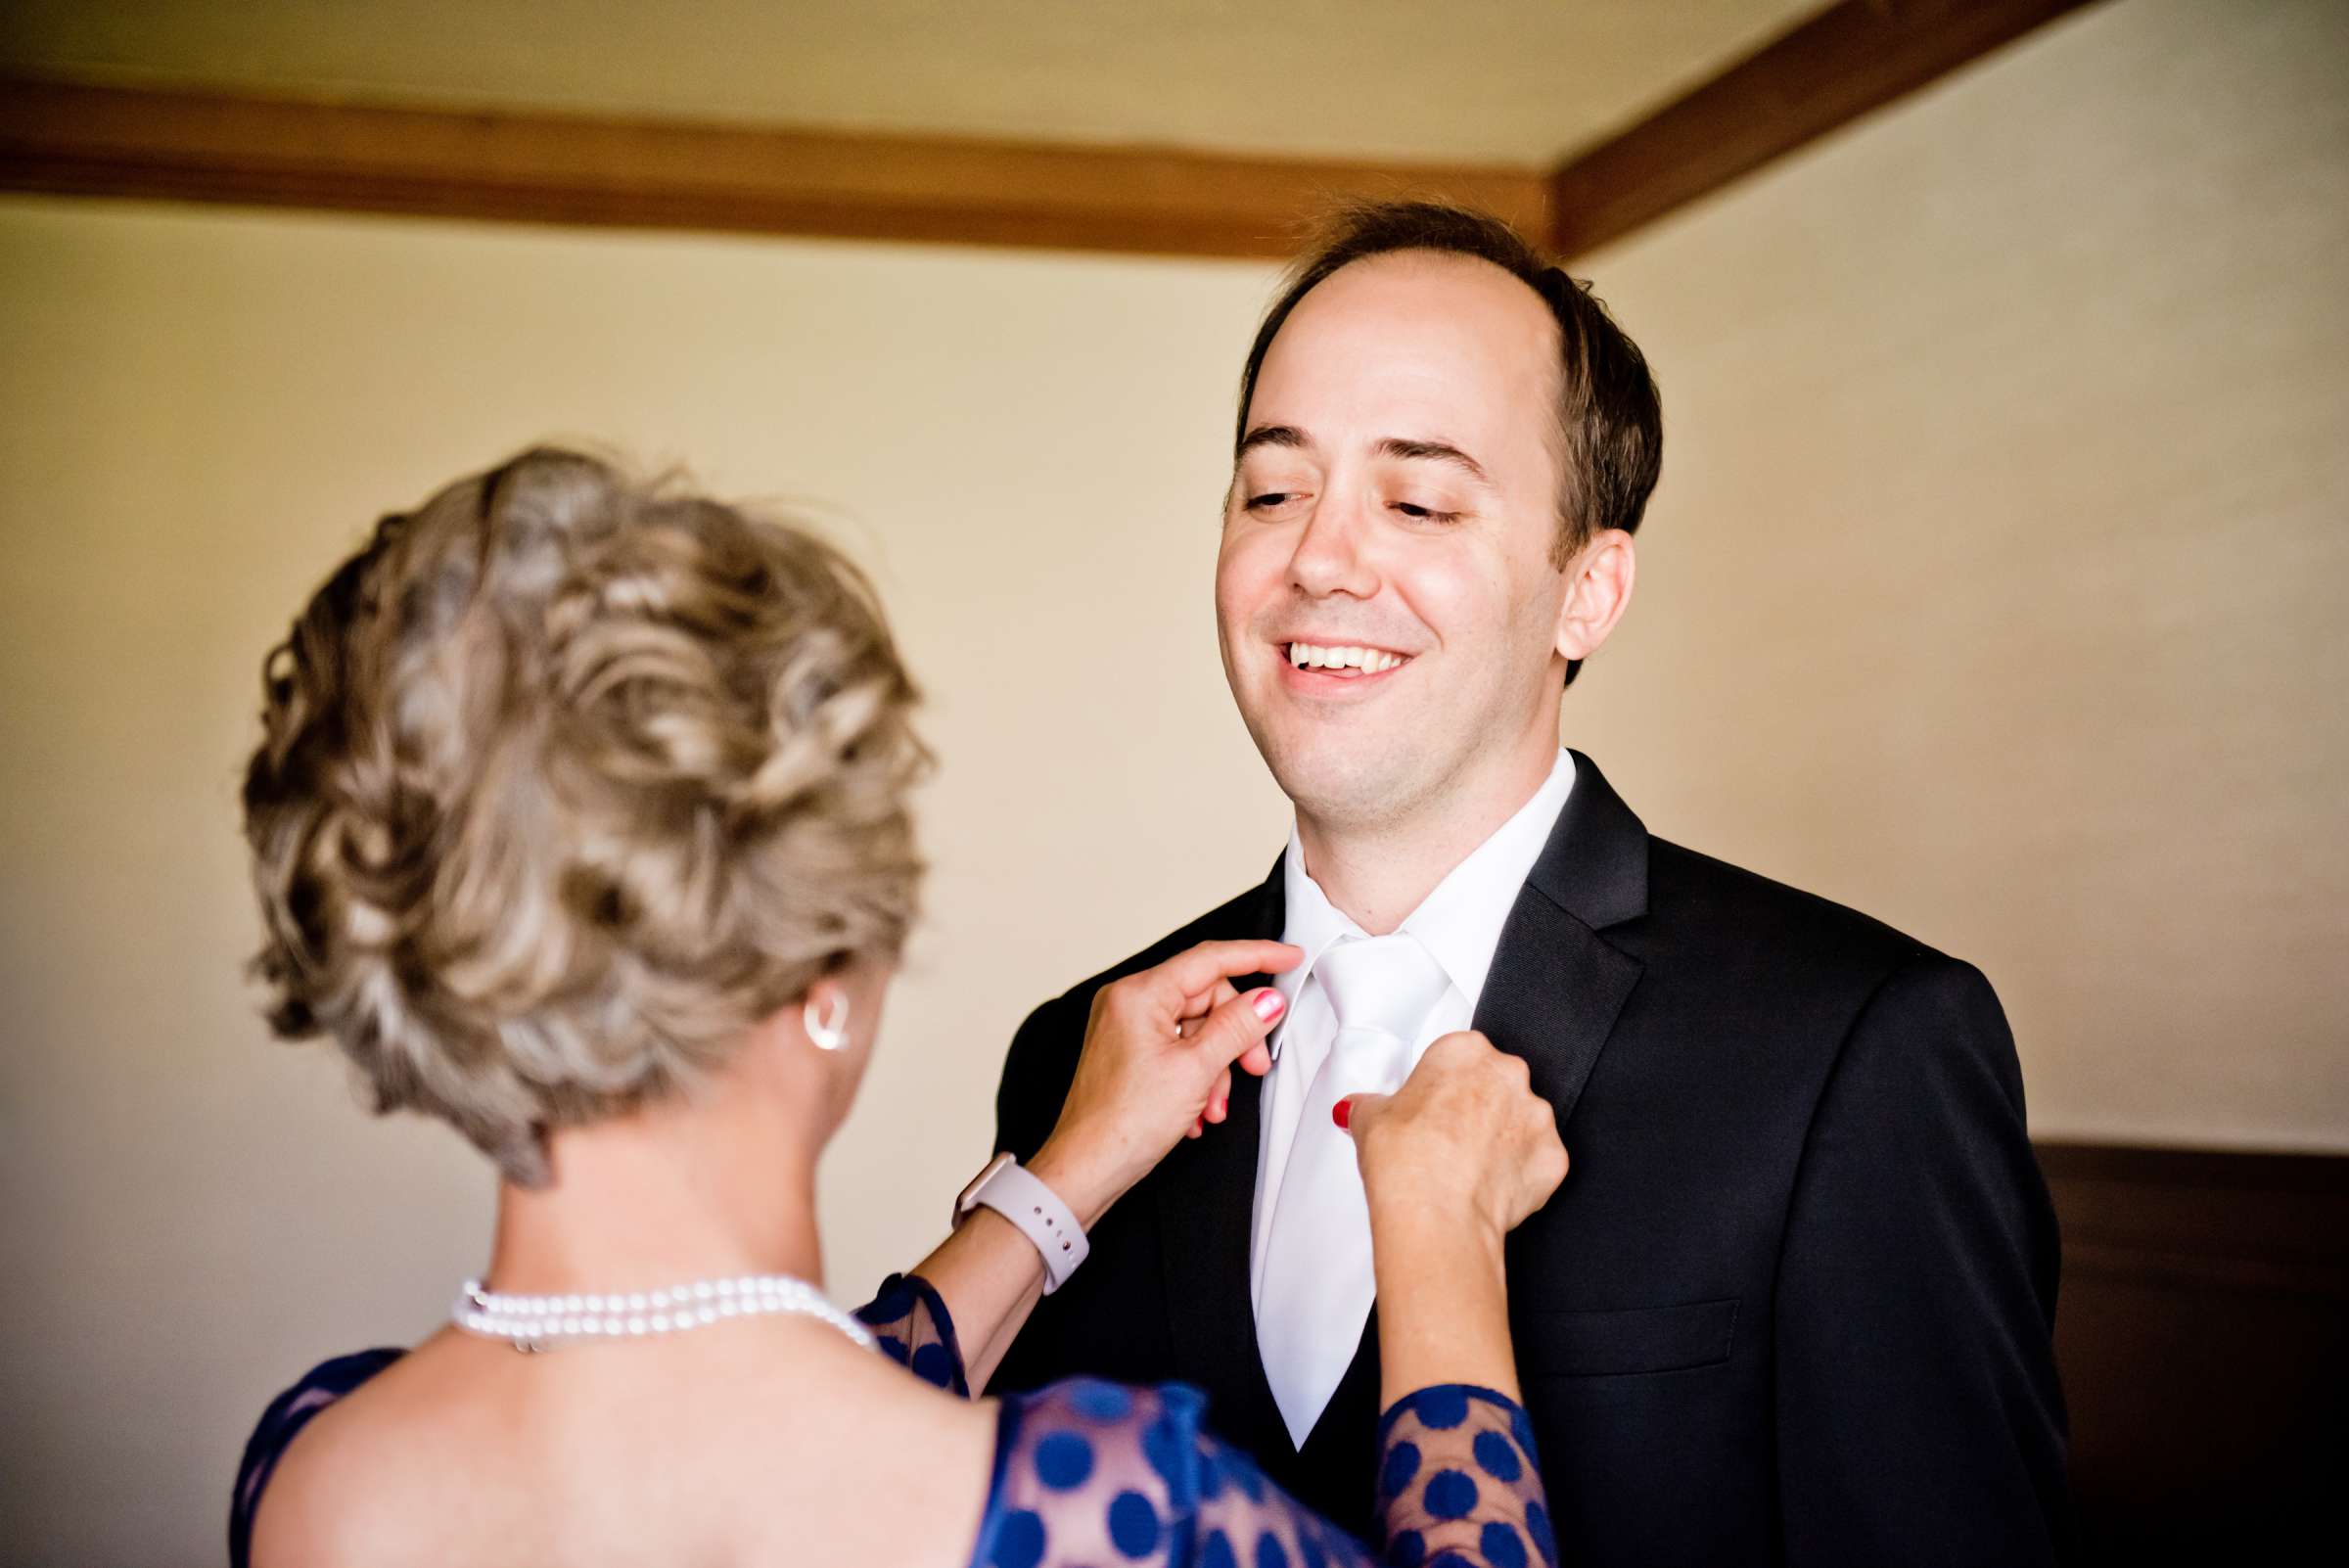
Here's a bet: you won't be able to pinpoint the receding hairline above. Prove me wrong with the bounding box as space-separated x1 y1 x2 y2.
1239 246 1568 429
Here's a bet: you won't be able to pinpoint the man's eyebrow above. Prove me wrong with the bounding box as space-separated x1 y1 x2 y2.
1374 437 1492 484
1236 424 1311 459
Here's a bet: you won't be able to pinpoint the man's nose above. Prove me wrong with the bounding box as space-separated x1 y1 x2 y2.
1286 485 1378 599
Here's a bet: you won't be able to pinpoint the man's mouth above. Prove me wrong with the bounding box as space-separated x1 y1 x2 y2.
1281 641 1411 677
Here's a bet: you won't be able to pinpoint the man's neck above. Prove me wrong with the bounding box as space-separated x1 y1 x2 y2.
1296 742 1561 934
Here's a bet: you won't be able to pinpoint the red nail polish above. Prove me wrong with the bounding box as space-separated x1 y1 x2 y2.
1332 1099 1351 1130
1253 989 1286 1021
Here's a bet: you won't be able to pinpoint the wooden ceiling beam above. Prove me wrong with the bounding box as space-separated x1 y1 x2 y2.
1547 0 2104 259
0 77 1547 259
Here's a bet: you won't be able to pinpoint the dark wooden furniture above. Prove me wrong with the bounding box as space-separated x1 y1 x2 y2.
2039 1141 2349 1560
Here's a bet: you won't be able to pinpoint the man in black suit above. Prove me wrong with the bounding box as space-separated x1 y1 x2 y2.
984 203 2068 1564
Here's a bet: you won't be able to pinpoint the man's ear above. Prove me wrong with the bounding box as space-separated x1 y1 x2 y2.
1554 528 1637 665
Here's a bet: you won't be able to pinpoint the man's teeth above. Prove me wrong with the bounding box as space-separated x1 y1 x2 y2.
1287 642 1405 673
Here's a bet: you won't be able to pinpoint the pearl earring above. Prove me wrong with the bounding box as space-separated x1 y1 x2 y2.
804 989 851 1052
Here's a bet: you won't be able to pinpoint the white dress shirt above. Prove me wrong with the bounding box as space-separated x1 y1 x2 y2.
1248 749 1578 1316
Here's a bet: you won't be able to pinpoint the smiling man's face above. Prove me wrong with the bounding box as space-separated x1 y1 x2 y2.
1216 250 1576 836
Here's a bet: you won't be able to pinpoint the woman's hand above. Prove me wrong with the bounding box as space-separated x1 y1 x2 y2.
1345 1030 1568 1244
1345 1030 1566 1407
1031 940 1302 1225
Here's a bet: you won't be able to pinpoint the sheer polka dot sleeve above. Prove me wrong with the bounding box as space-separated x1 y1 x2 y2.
1373 1385 1555 1568
947 1373 1556 1568
852 1272 970 1396
974 1378 1378 1568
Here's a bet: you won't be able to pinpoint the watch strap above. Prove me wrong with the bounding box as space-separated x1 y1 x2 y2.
966 1158 1089 1295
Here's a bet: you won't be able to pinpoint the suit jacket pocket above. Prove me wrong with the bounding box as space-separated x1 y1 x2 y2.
1519 1297 1739 1377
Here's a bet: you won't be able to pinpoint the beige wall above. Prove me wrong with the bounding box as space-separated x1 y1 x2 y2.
0 206 1288 1561
1568 0 2349 1152
1 0 2343 1560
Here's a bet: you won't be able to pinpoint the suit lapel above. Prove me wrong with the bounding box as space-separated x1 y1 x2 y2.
1471 752 1649 1128
1473 895 1642 1127
1153 857 1293 1456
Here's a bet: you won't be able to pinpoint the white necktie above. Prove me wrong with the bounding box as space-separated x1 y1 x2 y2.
1256 932 1452 1448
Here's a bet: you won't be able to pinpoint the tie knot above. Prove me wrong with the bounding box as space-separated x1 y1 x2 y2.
1313 933 1451 1043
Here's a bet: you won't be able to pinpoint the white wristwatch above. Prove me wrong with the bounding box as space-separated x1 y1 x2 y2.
953 1153 1089 1295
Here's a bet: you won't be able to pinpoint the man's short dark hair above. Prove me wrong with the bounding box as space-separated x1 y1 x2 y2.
1235 201 1663 685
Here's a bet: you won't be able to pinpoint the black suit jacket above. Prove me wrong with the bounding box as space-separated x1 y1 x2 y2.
991 754 2069 1565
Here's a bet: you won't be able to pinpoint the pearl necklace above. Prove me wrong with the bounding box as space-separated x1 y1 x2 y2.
452 1274 878 1355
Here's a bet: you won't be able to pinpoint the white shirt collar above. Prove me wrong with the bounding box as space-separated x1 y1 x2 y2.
1273 749 1576 1053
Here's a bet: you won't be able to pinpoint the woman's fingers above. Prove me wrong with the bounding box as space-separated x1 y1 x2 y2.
1203 1064 1233 1124
1366 1032 1570 1231
1337 1091 1389 1138
1053 950 1301 1204
1072 945 1294 1169
1172 981 1241 1047
1151 940 1302 1004
1185 983 1289 1072
1176 977 1239 1025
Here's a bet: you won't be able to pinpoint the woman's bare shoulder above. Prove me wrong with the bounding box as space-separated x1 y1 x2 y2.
246 1349 459 1568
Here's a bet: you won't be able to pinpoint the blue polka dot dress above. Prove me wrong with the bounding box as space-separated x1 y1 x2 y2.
966 1374 1548 1568
870 1275 1551 1568
233 1275 1553 1568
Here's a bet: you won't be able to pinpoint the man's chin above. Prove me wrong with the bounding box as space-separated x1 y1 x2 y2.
1262 749 1421 830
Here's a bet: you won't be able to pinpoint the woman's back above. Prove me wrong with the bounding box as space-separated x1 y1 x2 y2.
248 1324 997 1568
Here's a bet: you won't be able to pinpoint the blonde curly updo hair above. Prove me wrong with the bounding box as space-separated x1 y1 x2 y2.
243 447 926 1185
